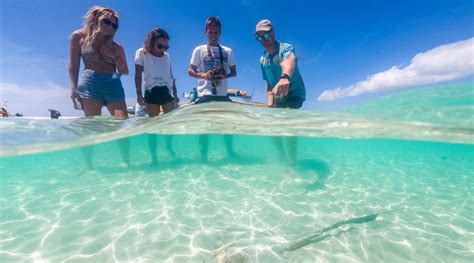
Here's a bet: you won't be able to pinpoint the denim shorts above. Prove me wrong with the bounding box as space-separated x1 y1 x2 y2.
76 69 125 106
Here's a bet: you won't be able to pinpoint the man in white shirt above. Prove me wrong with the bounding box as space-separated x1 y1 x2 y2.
188 16 237 103
187 16 238 161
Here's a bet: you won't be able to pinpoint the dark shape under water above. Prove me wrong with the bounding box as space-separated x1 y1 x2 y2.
294 159 331 191
279 213 379 252
215 211 387 260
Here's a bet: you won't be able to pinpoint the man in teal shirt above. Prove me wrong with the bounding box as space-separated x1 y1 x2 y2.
255 19 306 109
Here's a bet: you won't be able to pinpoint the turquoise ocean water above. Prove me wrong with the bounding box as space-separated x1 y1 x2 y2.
0 83 473 262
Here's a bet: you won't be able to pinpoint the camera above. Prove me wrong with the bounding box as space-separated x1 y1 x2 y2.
210 70 224 80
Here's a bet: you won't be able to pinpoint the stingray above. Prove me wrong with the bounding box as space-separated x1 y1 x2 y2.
277 212 379 252
212 210 398 262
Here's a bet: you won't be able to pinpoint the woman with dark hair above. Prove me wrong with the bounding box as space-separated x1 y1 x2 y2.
68 6 129 119
135 28 178 164
135 27 178 117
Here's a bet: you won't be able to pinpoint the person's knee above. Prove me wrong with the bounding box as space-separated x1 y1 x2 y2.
112 108 128 119
146 104 161 117
162 102 175 113
115 111 128 119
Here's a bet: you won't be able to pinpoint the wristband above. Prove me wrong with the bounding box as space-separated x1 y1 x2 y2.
280 73 291 80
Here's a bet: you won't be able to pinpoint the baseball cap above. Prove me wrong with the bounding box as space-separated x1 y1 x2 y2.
255 19 273 34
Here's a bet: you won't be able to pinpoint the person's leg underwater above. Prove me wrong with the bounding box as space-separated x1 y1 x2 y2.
162 101 177 158
199 135 209 162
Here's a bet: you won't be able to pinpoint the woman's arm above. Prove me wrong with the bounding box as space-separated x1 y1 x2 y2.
115 44 128 75
100 41 128 75
170 69 178 99
68 31 82 107
135 64 144 105
169 67 179 108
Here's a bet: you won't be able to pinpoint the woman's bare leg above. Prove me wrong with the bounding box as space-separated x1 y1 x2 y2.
146 104 161 117
161 101 174 114
81 98 103 117
107 100 128 119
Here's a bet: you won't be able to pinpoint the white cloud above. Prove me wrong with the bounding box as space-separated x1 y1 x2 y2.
1 82 69 100
0 39 76 116
0 38 68 88
0 82 76 116
318 38 474 102
0 38 67 68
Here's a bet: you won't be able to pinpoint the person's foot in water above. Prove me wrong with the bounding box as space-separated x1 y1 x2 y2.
227 149 240 159
201 153 208 163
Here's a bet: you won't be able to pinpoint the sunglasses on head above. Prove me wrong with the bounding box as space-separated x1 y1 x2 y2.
102 18 118 30
156 43 170 50
255 32 271 42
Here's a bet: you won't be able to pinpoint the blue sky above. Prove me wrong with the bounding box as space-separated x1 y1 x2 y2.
0 0 473 116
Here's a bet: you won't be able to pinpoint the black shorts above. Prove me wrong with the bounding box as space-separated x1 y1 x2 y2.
195 95 232 104
145 86 174 105
275 96 305 109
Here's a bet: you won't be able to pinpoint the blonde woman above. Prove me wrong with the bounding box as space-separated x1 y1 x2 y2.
68 6 129 119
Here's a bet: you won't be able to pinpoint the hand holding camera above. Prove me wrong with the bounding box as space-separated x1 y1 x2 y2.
202 70 215 81
202 70 225 81
211 71 226 80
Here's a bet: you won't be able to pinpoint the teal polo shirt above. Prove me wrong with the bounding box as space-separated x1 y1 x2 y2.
260 41 306 100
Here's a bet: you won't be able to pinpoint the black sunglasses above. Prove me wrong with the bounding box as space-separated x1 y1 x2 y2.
156 43 170 50
102 18 118 30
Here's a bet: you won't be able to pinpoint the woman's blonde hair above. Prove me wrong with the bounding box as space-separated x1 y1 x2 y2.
81 6 119 44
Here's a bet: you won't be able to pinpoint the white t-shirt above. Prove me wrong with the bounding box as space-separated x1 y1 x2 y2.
135 48 174 95
189 44 236 96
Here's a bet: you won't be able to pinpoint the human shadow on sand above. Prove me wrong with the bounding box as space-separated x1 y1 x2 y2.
292 159 331 191
81 154 267 175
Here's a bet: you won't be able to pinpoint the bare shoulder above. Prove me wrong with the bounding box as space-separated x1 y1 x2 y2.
113 41 124 50
70 30 85 43
71 30 85 38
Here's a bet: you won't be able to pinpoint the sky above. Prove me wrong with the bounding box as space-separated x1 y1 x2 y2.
0 0 473 116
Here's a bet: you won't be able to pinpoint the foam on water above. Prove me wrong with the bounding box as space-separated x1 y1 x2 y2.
0 83 473 262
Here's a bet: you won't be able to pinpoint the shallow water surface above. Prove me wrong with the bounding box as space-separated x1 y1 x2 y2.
0 83 473 262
